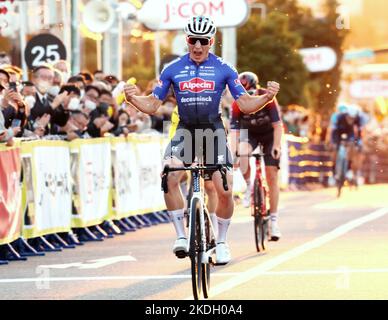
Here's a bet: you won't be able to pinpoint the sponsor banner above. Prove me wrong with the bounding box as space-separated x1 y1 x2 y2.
139 0 250 30
21 141 72 238
134 136 166 214
70 138 113 227
111 137 141 218
349 80 388 99
299 47 337 72
0 145 22 245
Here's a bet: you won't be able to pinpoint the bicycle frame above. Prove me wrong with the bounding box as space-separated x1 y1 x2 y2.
186 170 217 265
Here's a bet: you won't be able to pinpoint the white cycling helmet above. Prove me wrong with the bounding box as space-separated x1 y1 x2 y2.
347 104 359 118
184 16 217 38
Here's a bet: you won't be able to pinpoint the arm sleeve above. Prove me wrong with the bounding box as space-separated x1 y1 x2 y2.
230 101 241 130
225 64 247 101
152 67 173 102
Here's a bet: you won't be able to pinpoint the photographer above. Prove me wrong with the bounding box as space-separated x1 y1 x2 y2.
87 103 114 138
0 81 28 142
66 110 91 141
113 109 131 137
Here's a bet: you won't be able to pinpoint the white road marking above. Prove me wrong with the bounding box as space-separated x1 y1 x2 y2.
0 272 240 284
38 255 137 270
1 268 388 285
190 207 388 299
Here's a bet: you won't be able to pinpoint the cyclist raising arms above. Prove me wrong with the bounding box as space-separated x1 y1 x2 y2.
230 72 283 241
124 16 280 264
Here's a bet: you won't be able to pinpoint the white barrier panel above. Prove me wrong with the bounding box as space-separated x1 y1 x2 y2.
134 136 165 214
112 137 141 218
71 139 112 227
34 145 72 231
22 141 72 238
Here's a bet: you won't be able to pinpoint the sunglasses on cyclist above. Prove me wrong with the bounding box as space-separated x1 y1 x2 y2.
186 37 211 46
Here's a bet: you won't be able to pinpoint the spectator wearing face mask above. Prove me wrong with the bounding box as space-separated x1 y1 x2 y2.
49 84 81 135
29 65 55 121
81 85 101 114
26 84 81 137
47 68 64 101
20 81 37 110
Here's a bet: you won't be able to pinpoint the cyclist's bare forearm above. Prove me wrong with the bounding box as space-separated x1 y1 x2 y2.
125 95 162 115
272 121 282 147
236 94 273 114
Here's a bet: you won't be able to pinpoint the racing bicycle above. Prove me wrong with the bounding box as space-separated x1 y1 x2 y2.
161 163 229 300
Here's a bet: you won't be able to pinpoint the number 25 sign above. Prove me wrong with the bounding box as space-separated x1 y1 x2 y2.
24 34 67 69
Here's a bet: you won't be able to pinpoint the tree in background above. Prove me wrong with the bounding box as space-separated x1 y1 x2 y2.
240 0 348 116
237 11 308 107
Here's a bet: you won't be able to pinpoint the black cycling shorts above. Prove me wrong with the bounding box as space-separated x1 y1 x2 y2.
164 120 233 180
240 130 280 169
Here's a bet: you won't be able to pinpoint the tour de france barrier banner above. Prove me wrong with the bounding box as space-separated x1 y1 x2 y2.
69 138 113 228
21 140 72 239
111 135 166 219
0 143 23 245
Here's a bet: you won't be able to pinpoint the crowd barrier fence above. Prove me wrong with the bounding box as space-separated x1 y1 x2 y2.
2 133 379 262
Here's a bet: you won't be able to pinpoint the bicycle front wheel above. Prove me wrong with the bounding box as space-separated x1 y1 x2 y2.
189 197 202 300
253 179 266 252
202 212 211 299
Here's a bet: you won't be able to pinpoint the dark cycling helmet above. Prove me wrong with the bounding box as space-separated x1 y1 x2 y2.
239 72 259 91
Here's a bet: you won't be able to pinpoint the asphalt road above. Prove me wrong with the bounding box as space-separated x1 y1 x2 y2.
1 184 387 300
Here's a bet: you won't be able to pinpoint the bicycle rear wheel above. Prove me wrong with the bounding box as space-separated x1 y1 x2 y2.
189 197 202 300
253 179 266 252
202 212 212 299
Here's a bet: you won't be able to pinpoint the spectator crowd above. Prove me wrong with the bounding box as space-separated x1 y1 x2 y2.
0 52 176 146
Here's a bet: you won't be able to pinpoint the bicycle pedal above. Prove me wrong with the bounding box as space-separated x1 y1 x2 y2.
214 262 228 266
270 236 280 242
175 251 187 259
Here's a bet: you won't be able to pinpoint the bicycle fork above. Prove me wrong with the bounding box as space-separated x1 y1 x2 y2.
187 192 217 265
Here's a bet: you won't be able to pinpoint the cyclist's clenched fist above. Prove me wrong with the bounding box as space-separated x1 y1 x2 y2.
123 84 137 102
265 81 280 101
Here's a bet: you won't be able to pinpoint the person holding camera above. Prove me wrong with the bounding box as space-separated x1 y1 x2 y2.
0 80 28 143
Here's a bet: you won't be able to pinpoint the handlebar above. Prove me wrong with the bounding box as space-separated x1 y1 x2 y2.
161 164 229 193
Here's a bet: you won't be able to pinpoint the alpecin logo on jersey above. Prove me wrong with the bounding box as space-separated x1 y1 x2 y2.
179 78 215 93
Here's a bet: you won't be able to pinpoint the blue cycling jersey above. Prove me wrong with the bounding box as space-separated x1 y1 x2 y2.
152 53 247 125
